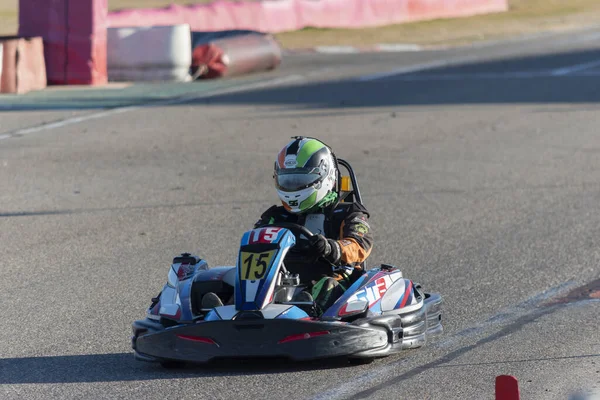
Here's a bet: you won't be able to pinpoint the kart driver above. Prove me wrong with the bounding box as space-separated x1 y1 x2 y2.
253 136 374 314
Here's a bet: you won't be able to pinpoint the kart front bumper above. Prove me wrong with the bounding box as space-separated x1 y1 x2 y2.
132 318 391 364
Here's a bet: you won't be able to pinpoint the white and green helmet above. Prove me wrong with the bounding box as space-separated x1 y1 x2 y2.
274 137 338 214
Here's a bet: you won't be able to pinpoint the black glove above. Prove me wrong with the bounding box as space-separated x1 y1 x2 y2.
308 234 329 256
308 234 341 264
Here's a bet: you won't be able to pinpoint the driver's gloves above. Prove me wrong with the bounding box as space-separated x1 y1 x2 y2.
309 234 341 264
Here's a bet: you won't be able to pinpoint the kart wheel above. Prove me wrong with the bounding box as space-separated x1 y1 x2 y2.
348 357 374 365
160 360 186 369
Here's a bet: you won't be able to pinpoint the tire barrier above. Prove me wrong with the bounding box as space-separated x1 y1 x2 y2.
0 36 47 95
107 0 509 34
191 30 264 49
18 0 108 85
191 33 282 79
107 24 192 82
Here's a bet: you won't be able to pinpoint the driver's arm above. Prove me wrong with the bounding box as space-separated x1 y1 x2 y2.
253 205 280 228
335 208 373 267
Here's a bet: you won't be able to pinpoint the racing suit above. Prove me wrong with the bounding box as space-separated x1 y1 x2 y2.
254 201 373 313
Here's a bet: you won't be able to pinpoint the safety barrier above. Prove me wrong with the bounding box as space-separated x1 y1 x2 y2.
18 0 107 85
0 36 47 94
191 30 263 49
107 24 192 82
107 0 509 33
192 33 282 79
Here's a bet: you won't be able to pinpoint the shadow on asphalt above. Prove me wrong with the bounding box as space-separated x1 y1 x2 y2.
0 353 357 384
0 198 270 218
2 48 600 112
199 48 600 109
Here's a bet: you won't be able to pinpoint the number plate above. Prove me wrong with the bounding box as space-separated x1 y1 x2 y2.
239 250 277 280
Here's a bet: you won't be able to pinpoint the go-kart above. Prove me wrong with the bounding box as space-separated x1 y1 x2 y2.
131 159 443 366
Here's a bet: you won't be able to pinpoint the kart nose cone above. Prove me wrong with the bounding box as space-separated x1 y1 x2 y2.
133 318 388 363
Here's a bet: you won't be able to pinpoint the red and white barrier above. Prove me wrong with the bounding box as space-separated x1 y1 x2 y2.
107 0 509 33
192 33 282 79
107 25 192 82
0 36 47 94
18 0 107 85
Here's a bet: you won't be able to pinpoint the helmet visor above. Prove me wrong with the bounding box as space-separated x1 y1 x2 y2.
275 167 325 192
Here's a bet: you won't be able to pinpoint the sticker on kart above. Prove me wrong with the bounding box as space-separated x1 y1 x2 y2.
247 227 283 244
239 250 277 280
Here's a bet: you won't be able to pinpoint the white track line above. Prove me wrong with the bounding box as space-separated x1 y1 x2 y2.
311 280 579 400
461 26 600 50
551 58 600 76
375 44 423 52
358 56 479 81
314 46 360 54
377 70 600 81
311 44 422 54
359 28 600 82
384 71 549 81
569 70 600 76
360 59 600 82
0 74 305 142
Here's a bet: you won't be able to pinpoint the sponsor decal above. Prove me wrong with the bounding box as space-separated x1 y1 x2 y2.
351 276 390 307
351 217 371 227
284 156 297 168
248 227 282 244
354 223 369 235
176 263 195 279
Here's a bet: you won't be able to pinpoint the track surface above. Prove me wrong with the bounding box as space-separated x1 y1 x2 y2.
1 29 600 399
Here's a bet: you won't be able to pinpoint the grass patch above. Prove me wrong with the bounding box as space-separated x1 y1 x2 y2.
0 0 599 48
275 0 600 48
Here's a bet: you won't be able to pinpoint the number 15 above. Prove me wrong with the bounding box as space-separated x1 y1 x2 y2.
241 251 274 280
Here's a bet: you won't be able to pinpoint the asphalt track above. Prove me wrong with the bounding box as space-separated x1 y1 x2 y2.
1 28 600 399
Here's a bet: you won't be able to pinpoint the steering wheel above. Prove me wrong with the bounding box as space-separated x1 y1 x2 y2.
267 222 315 239
263 222 318 253
265 221 319 268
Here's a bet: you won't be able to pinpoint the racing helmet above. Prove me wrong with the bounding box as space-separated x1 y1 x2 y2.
274 137 338 213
